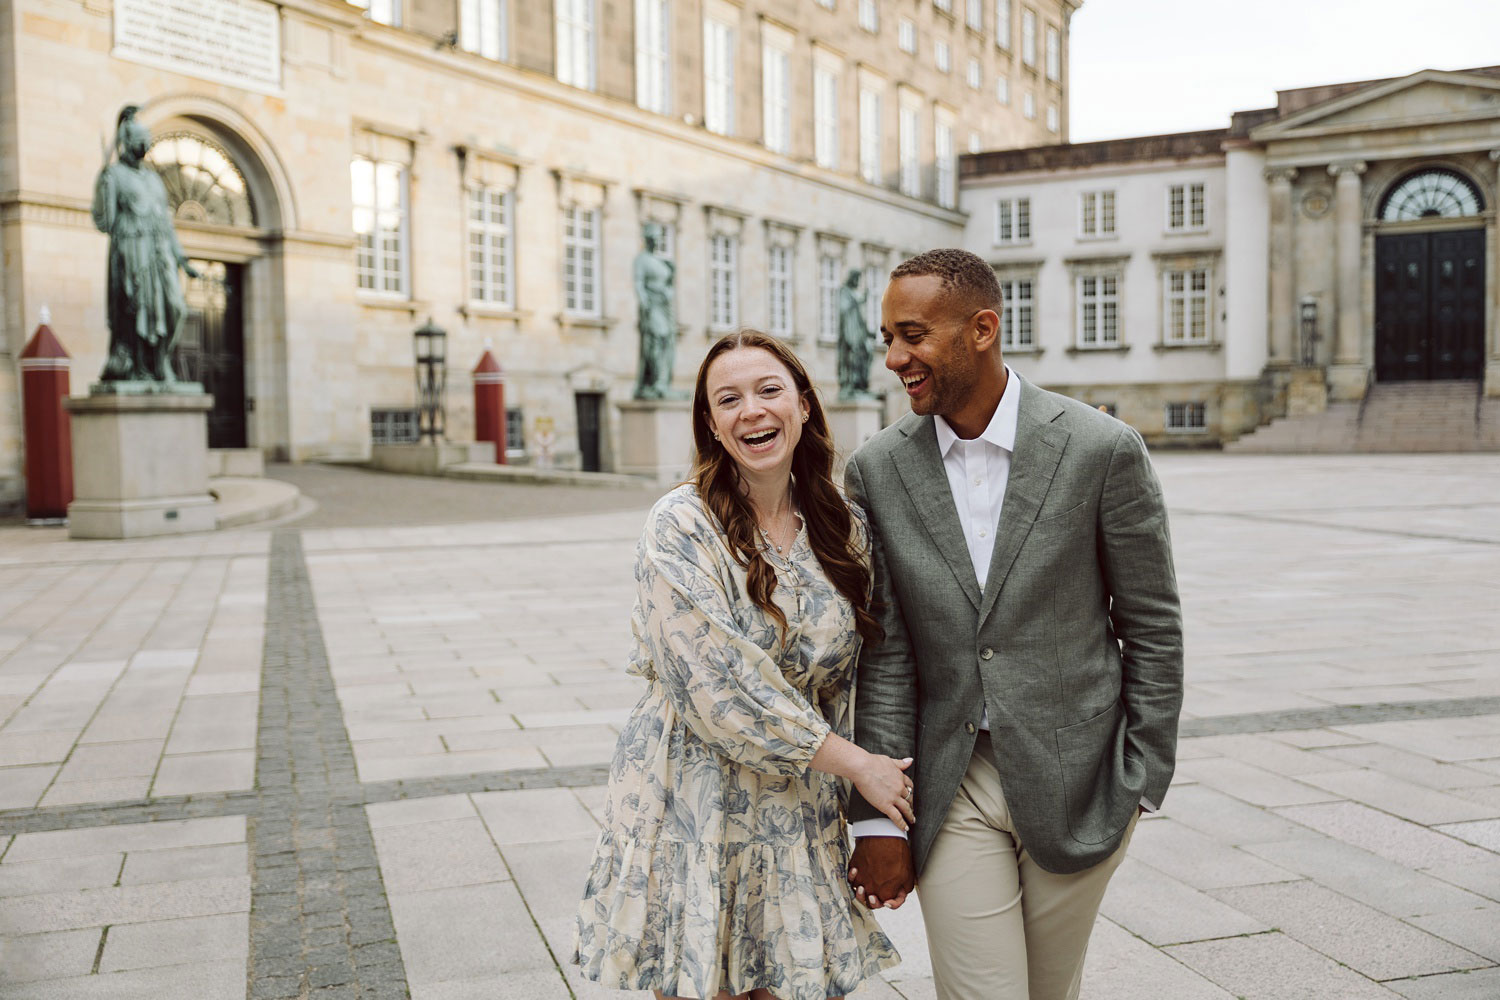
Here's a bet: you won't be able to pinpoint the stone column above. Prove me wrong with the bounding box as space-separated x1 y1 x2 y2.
1265 167 1298 366
1327 160 1369 400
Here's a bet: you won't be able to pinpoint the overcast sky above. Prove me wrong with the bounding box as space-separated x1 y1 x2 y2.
1069 0 1500 142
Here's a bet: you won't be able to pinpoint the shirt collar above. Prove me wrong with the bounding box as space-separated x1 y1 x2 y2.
934 366 1020 457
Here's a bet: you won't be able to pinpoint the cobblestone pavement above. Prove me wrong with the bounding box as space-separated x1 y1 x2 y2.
1 455 1499 999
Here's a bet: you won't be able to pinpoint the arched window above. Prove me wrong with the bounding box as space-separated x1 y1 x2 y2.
1378 168 1483 222
146 132 256 227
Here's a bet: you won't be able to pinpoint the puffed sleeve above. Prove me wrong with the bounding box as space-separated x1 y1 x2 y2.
632 492 832 777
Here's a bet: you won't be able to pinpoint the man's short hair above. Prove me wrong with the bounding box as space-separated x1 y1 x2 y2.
890 248 1002 313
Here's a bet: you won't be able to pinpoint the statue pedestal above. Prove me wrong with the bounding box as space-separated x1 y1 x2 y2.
826 398 883 464
64 392 216 539
1287 368 1329 417
617 398 695 484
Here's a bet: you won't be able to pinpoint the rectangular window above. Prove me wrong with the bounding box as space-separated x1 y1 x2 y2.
1079 190 1116 237
1165 269 1210 343
1023 91 1035 119
814 64 839 169
556 0 595 89
1167 182 1206 230
935 40 951 73
467 186 513 307
460 0 506 59
968 132 981 153
996 76 1010 104
371 407 419 444
819 254 841 343
898 18 916 53
1076 274 1120 347
898 101 920 198
709 233 739 330
562 205 600 316
1045 24 1060 81
995 0 1011 48
993 196 1030 244
1046 104 1059 133
935 118 955 210
934 0 953 12
864 262 882 332
816 0 834 7
704 16 736 136
967 0 983 31
352 156 408 295
859 0 878 32
504 406 525 454
1021 7 1036 66
635 0 671 113
762 31 791 154
859 86 882 184
768 244 793 336
999 278 1033 348
1166 402 1207 432
352 0 400 26
967 58 981 90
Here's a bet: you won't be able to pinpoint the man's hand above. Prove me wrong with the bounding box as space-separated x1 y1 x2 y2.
848 836 915 910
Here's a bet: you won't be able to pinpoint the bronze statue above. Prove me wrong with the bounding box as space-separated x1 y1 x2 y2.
91 105 200 388
837 268 875 400
632 222 677 400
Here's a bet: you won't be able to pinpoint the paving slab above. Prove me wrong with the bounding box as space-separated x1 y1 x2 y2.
1276 801 1498 868
371 816 513 893
1165 931 1404 1000
1435 818 1500 853
99 912 249 972
0 928 102 984
1099 857 1269 946
1076 918 1236 1000
1384 967 1500 1000
1124 818 1301 890
1212 880 1489 980
1245 838 1489 918
1410 906 1500 962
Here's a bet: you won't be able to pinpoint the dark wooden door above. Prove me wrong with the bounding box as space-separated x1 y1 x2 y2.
575 392 603 472
1375 230 1484 381
176 260 248 448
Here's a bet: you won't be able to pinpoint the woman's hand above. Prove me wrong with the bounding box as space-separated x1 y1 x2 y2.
852 754 915 831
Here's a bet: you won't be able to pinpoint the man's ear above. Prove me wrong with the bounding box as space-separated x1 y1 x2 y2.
972 308 1001 352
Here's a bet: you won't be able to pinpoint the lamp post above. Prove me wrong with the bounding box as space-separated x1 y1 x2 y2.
1298 296 1320 368
413 317 447 442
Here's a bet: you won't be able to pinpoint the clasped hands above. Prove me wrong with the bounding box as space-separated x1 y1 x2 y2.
848 752 918 910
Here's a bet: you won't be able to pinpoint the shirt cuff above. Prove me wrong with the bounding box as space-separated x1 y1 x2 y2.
850 818 909 841
1140 796 1159 813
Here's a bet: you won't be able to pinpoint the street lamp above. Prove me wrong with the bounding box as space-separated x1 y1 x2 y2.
413 317 447 442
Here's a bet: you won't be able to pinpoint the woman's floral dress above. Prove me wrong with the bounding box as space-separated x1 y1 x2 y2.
572 484 899 1000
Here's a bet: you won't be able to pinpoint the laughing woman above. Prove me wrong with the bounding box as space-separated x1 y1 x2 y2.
573 331 911 1000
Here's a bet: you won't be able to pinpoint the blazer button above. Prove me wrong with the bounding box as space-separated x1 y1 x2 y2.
965 722 976 734
980 647 994 660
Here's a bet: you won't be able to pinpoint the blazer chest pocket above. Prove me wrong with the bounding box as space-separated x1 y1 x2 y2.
1032 500 1089 530
1054 700 1134 845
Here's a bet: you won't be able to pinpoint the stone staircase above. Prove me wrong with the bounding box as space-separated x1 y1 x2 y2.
1227 380 1500 453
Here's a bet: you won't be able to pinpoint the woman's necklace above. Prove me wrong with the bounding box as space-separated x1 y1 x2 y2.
758 497 799 555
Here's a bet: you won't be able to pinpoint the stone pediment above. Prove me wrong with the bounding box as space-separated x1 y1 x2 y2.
1250 70 1500 141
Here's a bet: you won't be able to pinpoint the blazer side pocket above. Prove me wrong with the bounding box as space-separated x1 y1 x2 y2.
1054 700 1134 846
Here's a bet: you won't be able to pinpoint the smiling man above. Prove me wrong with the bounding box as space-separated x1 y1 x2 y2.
842 249 1184 1000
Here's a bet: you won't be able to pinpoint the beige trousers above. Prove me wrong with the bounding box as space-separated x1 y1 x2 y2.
917 734 1136 1000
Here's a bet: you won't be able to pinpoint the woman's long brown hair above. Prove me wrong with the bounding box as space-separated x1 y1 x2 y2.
691 331 881 643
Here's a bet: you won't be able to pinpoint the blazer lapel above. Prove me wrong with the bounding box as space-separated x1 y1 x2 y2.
891 416 983 612
978 377 1068 628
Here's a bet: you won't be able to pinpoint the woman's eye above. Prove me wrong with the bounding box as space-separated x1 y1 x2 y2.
762 385 782 396
717 396 737 407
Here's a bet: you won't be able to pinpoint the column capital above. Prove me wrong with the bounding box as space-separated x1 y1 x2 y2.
1264 166 1299 184
1327 159 1368 178
1489 149 1500 163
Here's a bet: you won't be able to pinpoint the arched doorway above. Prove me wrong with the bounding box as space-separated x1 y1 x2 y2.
1373 167 1486 382
146 132 255 448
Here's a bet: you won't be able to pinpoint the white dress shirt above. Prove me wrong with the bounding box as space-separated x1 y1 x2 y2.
851 369 1152 841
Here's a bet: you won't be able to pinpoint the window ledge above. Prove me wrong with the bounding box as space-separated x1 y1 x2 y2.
1163 227 1210 237
1154 341 1222 353
461 304 527 321
556 313 614 330
1065 344 1131 355
357 294 424 313
1076 233 1119 243
1003 346 1044 357
993 240 1035 250
1165 427 1210 435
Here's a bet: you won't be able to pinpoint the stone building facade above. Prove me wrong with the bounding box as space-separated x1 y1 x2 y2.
0 0 1079 508
961 67 1500 446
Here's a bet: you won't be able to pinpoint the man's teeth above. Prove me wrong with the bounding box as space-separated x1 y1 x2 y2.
902 373 927 386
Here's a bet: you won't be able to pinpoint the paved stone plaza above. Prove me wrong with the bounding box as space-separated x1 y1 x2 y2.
1 455 1499 999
